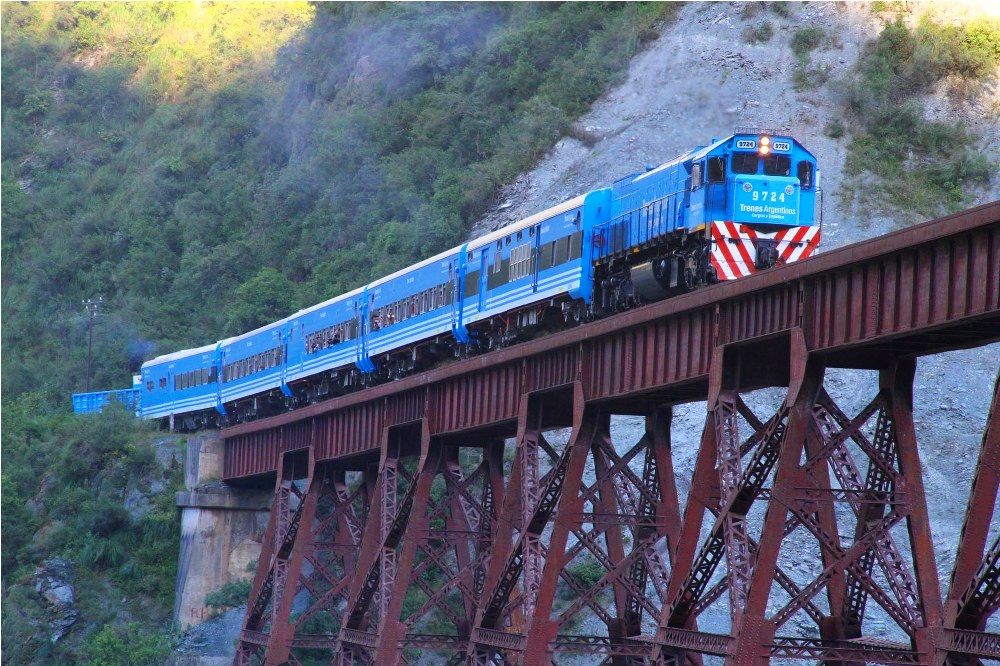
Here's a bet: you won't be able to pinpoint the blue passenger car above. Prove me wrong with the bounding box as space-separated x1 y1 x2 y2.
285 286 368 398
218 318 290 422
460 190 610 349
365 248 462 378
140 342 220 429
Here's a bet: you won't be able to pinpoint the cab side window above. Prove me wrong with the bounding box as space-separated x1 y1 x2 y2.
707 156 726 183
797 161 814 188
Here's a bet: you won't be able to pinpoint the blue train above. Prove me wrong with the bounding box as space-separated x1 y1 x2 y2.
131 131 820 430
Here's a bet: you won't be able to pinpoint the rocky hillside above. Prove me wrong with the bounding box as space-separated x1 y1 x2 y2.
475 2 999 237
3 3 998 664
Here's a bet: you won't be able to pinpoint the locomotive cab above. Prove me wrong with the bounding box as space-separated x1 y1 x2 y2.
693 131 820 280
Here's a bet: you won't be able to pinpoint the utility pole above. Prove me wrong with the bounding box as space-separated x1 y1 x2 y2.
83 297 103 392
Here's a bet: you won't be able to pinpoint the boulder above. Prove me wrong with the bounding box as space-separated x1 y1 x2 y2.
33 557 79 643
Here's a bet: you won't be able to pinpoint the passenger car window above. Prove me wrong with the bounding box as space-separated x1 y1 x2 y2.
797 161 813 188
732 153 759 174
764 154 791 176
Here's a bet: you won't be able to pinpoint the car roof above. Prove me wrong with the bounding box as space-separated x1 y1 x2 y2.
293 284 366 318
141 341 218 369
367 246 459 290
468 193 587 252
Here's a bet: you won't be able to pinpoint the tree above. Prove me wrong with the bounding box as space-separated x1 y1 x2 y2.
224 267 299 335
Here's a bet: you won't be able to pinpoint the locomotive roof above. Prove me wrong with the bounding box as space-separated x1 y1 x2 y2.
631 136 732 185
468 193 587 252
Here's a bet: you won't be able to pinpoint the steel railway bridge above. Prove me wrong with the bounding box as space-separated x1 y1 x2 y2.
224 201 999 665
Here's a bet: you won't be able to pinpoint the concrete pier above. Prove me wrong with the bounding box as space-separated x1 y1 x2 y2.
173 431 270 630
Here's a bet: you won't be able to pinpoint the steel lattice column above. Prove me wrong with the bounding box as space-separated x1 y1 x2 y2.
338 419 430 662
234 448 314 665
939 375 1000 666
470 386 584 663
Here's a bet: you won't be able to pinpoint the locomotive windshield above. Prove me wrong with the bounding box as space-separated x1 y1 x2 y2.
732 152 758 174
763 154 791 176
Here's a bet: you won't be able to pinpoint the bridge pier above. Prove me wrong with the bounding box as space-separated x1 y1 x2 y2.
174 432 270 631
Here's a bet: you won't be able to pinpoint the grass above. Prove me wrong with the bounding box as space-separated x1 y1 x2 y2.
824 118 846 139
205 579 252 612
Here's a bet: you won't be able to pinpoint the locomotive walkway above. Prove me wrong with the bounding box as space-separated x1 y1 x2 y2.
225 201 999 665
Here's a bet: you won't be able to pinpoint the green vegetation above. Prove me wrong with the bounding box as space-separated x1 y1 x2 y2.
80 624 173 666
789 26 830 91
824 118 846 139
790 26 825 58
740 2 793 21
744 21 774 45
2 2 676 404
842 16 999 216
769 2 793 19
566 555 606 590
205 578 252 612
1 397 182 663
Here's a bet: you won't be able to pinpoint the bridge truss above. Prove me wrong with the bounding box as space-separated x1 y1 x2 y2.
225 202 1000 665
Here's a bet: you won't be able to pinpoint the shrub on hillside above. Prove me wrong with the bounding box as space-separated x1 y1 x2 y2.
839 15 999 217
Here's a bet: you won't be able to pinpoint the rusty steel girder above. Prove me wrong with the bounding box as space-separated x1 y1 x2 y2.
227 202 1000 665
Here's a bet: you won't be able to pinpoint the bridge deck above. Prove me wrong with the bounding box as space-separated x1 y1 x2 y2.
223 201 998 482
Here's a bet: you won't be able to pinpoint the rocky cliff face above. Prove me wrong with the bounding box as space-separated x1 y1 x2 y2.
473 2 999 239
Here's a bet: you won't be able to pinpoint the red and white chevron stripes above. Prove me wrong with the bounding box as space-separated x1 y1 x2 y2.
710 220 820 280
